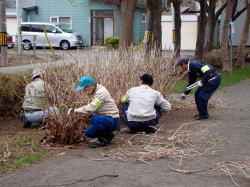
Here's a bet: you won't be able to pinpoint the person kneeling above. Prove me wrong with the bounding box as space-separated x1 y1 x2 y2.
68 76 120 148
121 74 171 134
21 69 59 128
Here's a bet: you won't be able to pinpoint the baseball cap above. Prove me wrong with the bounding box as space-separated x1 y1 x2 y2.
176 57 189 66
32 68 43 79
140 73 153 86
75 76 95 91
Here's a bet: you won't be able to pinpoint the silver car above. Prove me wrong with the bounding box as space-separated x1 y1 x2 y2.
21 22 83 50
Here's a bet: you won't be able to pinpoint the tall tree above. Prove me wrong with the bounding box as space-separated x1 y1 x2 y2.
236 0 250 68
221 0 237 72
204 0 216 52
145 0 162 55
195 0 208 59
172 0 181 57
120 0 137 48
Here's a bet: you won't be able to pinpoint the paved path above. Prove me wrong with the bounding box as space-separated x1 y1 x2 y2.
0 82 249 187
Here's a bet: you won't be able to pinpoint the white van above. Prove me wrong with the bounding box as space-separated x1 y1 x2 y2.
21 22 83 50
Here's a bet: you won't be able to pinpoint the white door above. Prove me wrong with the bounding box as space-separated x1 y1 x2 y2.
104 18 113 40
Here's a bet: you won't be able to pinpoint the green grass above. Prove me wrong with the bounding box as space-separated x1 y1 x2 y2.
172 65 250 93
0 135 50 172
0 165 8 171
13 152 49 168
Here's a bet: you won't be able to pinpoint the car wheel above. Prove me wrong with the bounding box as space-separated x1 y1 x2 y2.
60 40 70 50
23 40 31 50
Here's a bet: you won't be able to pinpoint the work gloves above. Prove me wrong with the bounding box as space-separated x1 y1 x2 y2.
197 80 203 87
67 108 75 115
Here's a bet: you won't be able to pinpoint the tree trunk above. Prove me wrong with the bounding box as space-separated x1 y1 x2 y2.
173 0 181 57
236 2 250 68
221 0 237 72
205 0 216 52
120 0 137 48
195 0 207 59
145 0 162 55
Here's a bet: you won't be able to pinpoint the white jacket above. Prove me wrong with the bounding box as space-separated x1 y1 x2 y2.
74 84 119 118
22 78 46 110
124 85 171 121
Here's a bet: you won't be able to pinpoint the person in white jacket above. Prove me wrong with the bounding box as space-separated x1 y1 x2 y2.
121 74 171 133
68 76 120 148
21 69 59 128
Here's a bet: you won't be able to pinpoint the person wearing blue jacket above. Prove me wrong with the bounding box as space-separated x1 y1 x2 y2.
176 57 221 120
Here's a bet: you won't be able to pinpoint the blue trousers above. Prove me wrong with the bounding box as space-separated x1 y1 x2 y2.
122 104 161 133
23 107 59 124
84 115 117 138
195 77 221 116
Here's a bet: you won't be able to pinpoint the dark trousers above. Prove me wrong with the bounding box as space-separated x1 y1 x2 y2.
122 104 161 133
195 77 221 116
84 115 118 139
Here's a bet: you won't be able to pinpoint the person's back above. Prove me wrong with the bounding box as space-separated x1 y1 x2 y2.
121 73 171 133
126 85 165 121
21 68 59 128
22 78 46 110
91 84 119 118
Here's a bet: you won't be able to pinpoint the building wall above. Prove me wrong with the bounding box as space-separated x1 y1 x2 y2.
133 8 146 44
25 0 145 46
162 15 197 50
27 0 91 46
6 18 17 35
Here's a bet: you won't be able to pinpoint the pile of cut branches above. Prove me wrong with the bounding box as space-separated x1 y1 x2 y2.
108 121 215 162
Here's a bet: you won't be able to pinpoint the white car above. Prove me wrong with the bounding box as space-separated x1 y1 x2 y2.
21 22 83 50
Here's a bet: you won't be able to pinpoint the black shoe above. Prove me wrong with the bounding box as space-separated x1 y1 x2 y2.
23 122 32 128
88 140 106 148
145 127 156 134
194 114 199 118
194 115 209 120
107 132 115 144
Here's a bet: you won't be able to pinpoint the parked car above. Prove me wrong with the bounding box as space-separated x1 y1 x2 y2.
21 22 83 50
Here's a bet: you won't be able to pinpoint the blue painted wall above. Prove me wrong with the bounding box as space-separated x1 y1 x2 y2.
25 0 146 45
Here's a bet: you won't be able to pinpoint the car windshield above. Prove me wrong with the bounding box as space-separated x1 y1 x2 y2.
56 25 73 33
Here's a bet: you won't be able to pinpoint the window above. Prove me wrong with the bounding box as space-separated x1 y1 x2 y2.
45 25 57 33
50 17 58 25
50 16 72 29
21 24 31 31
142 13 146 23
31 24 43 32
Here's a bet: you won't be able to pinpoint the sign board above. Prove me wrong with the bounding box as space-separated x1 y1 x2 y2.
0 32 7 46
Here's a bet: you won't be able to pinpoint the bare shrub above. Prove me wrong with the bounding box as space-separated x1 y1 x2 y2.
42 48 183 144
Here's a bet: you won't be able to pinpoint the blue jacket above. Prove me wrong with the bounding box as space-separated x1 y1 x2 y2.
184 61 219 95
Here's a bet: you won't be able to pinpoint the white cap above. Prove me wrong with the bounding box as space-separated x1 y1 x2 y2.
32 68 43 79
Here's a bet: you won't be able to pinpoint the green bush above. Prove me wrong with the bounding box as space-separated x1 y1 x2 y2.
0 73 27 117
104 37 120 49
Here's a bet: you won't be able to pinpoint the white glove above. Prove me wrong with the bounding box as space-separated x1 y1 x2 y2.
197 80 203 87
67 108 74 115
180 93 187 100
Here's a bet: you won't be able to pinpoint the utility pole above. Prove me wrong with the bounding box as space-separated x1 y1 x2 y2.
16 0 22 53
0 0 8 67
